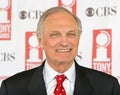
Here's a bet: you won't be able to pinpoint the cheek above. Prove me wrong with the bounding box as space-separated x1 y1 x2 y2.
42 39 57 51
71 39 79 47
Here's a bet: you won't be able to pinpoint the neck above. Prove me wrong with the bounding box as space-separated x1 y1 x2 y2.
47 60 74 73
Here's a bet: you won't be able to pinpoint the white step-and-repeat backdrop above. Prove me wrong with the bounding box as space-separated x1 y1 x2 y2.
0 0 120 85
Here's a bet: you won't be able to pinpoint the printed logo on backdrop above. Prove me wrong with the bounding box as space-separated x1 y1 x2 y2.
92 29 112 75
19 10 44 20
0 0 12 40
58 0 76 15
86 6 117 17
25 32 43 70
0 52 15 80
0 52 15 62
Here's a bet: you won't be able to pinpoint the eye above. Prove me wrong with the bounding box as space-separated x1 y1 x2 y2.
67 32 76 37
50 32 61 38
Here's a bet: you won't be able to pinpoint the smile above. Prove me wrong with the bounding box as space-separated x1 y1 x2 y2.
56 48 72 52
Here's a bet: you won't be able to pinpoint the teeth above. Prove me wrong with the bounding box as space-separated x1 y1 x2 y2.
56 49 72 52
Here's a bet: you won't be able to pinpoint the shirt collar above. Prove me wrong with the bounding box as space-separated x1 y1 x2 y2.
43 60 76 84
64 62 75 83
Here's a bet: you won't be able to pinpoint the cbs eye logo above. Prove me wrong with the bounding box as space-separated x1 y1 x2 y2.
19 11 27 20
85 6 117 17
85 7 95 17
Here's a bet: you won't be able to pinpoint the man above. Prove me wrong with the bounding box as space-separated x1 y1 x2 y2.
0 6 120 95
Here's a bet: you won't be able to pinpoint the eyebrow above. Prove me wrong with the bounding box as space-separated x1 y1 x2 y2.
68 30 78 33
53 29 77 32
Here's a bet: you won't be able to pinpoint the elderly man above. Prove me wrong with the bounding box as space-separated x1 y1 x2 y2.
0 6 120 95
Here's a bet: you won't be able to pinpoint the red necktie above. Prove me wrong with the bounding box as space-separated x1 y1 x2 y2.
54 74 66 95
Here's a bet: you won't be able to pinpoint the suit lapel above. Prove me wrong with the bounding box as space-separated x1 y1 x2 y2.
73 62 93 95
27 63 47 95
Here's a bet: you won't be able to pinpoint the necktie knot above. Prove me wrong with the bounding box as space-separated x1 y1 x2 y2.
56 74 66 84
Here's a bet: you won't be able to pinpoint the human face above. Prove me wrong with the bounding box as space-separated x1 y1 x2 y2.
39 11 80 66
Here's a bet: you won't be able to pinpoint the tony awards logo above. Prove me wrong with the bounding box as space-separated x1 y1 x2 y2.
94 31 110 61
0 0 11 40
92 29 112 74
25 32 43 70
58 0 76 15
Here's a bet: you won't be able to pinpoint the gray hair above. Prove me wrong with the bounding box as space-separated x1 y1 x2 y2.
37 6 82 38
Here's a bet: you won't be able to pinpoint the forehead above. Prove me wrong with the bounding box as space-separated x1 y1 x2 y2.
43 10 78 27
46 10 74 19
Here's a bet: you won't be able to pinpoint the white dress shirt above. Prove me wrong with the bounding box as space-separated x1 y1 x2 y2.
43 61 76 95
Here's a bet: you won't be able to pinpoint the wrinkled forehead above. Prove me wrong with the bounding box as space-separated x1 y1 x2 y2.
45 11 75 21
44 9 75 22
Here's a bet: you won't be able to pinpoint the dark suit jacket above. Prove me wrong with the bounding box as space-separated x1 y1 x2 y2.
0 61 120 95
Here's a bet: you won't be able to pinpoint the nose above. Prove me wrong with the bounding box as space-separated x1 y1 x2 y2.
60 36 69 47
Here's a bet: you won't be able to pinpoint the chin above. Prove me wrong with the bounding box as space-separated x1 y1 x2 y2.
57 58 74 63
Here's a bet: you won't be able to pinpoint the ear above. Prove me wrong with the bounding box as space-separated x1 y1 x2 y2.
37 34 43 48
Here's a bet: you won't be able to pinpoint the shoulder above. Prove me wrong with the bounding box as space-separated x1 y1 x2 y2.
2 63 44 85
76 62 118 84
